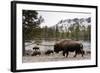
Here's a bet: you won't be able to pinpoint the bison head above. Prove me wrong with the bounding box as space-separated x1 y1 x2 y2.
54 44 62 53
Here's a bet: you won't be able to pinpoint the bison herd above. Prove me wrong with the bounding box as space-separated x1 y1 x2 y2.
25 40 90 58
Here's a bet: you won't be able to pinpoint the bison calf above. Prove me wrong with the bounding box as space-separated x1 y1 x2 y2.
33 46 39 50
45 50 54 55
31 50 41 56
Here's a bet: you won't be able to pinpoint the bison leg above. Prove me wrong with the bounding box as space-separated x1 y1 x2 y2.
63 51 65 56
81 50 84 57
63 50 68 57
65 51 69 57
74 51 77 57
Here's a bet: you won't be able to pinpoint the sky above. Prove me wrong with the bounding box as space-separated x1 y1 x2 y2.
37 10 91 27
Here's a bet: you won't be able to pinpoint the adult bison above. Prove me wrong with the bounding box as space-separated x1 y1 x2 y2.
54 40 84 57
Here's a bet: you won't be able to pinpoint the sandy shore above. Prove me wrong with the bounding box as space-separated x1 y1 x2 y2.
22 52 91 63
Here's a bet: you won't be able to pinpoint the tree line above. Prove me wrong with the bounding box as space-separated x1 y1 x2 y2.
23 10 91 41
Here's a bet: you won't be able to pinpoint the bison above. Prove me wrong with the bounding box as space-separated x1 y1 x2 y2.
45 50 54 55
33 46 39 50
54 39 84 57
31 50 41 56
